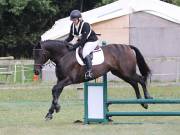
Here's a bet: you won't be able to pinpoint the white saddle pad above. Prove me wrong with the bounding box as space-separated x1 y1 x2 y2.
76 47 104 65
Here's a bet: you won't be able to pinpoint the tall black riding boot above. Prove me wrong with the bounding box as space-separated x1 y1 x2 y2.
84 55 93 80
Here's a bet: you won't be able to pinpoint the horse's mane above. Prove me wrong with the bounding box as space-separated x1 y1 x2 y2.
40 40 70 50
41 40 65 46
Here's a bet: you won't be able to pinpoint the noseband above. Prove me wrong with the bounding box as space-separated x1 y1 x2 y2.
33 48 48 69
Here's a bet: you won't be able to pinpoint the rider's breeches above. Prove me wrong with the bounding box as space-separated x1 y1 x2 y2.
82 40 99 58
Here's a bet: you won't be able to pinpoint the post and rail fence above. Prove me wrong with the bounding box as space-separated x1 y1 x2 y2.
84 74 180 124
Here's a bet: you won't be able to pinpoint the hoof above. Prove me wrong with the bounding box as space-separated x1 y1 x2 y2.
145 95 153 99
55 104 61 113
108 118 113 122
149 96 153 99
45 113 53 121
141 103 148 109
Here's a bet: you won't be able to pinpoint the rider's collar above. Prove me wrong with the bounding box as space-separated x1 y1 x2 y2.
75 20 81 28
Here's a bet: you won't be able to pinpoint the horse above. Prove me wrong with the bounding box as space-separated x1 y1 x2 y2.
33 40 152 120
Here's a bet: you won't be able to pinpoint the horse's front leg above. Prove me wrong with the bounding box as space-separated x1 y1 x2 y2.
45 84 63 120
45 77 71 121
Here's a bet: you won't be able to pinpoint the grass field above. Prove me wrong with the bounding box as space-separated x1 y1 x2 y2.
0 83 180 135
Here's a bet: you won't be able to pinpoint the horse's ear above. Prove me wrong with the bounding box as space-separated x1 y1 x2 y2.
34 41 41 49
33 36 42 49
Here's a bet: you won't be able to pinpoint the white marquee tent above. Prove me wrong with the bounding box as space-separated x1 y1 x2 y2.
41 0 180 41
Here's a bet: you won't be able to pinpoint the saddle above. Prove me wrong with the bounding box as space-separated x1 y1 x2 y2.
76 46 104 66
78 46 101 62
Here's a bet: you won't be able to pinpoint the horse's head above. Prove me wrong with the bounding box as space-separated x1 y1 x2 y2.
33 40 72 75
33 42 49 75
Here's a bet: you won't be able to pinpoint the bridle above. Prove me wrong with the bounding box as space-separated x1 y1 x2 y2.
33 48 53 69
33 48 45 69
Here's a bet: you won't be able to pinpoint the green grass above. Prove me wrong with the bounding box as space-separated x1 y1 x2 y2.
0 84 180 135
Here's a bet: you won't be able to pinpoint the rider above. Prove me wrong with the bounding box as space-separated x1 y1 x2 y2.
65 10 99 80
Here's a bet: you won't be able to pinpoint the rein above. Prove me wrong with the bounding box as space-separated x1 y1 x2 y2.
33 48 55 69
33 48 45 69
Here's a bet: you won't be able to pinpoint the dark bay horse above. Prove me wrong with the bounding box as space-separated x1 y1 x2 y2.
33 40 152 120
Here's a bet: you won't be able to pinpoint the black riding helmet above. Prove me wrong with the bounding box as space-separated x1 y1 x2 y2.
70 10 82 20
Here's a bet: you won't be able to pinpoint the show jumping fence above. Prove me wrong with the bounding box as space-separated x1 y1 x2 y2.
84 75 180 124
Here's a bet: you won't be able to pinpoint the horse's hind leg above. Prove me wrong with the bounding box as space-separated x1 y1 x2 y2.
123 72 152 100
129 73 152 99
125 79 148 109
128 81 142 99
111 71 148 109
138 75 153 99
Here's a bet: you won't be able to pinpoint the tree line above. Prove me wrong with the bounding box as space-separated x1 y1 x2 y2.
0 0 179 58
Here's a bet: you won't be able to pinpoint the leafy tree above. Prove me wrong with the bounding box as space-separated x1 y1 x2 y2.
161 0 180 5
80 0 102 11
0 0 60 57
0 0 102 58
96 0 117 6
0 0 179 58
172 0 180 5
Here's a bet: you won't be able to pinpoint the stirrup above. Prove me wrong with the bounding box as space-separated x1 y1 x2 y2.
85 71 93 80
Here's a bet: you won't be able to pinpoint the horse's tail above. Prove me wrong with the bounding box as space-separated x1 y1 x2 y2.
129 45 151 83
